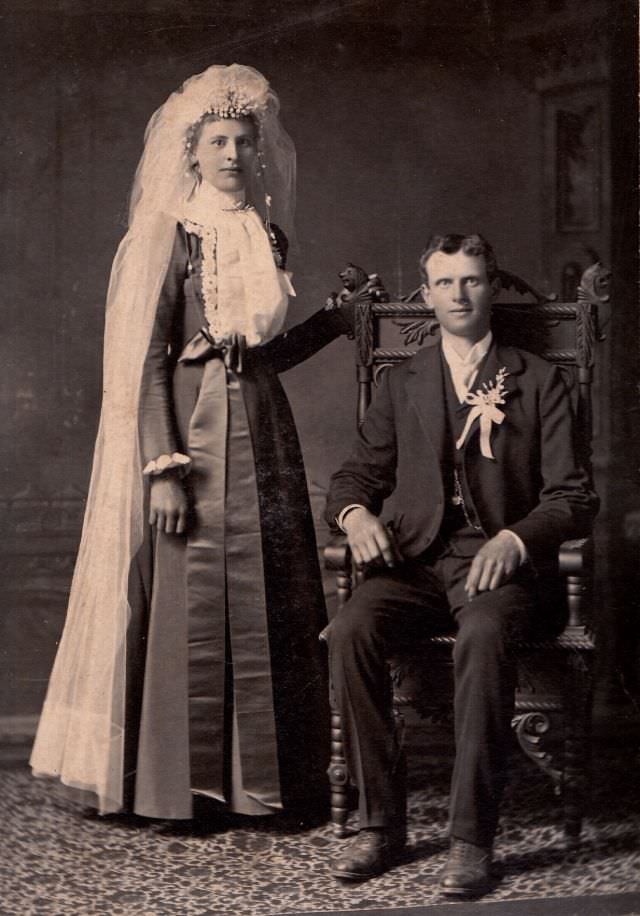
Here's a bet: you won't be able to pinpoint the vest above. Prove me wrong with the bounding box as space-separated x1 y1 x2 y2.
435 352 486 554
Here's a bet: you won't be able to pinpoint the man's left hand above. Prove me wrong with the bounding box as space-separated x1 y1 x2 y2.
464 530 522 599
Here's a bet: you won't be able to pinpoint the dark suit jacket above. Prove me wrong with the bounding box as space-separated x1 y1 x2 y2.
326 340 598 571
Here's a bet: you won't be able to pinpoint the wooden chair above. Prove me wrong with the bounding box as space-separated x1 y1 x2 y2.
323 264 610 847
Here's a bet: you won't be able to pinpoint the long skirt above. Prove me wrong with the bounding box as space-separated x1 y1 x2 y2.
125 354 330 819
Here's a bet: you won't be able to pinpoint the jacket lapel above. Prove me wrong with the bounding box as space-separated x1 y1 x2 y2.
479 341 523 398
405 340 524 463
406 344 447 464
460 341 523 456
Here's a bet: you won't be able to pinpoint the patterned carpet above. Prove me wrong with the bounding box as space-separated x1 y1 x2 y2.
2 712 640 916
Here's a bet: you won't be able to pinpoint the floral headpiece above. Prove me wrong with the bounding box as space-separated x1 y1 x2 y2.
179 65 272 157
130 64 295 239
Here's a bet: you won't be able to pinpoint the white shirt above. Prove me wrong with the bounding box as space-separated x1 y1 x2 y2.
440 329 492 403
337 333 527 562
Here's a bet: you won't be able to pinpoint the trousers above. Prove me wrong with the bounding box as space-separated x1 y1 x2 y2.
327 537 550 846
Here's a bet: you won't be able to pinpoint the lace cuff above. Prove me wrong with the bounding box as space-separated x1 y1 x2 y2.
143 452 192 478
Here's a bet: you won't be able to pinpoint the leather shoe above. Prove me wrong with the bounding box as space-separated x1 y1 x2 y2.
440 838 492 897
330 828 393 880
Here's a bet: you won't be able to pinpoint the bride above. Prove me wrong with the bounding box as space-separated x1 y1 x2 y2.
31 63 364 822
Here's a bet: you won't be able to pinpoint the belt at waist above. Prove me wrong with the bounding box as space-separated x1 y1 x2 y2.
178 327 248 373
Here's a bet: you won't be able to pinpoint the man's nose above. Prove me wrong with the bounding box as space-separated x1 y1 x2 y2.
452 281 469 302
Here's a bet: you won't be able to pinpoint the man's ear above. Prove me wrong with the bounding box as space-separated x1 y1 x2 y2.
421 282 431 304
490 276 501 299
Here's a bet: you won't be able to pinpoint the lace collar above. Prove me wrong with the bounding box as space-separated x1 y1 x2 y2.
182 182 250 226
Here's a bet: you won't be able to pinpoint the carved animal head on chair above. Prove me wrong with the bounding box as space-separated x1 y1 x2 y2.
578 262 612 304
339 263 369 293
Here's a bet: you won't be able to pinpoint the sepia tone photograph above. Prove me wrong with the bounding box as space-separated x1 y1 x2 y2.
0 1 638 914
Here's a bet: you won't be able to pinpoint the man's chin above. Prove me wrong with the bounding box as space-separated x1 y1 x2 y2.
442 317 490 340
444 323 479 338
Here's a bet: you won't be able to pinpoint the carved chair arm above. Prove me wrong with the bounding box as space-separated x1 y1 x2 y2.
558 537 594 634
558 537 594 576
324 532 351 572
323 532 354 616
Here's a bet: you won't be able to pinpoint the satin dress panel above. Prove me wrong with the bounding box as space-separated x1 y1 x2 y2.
126 223 344 819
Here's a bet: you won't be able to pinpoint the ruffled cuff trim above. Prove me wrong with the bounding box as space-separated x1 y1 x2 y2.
143 452 192 478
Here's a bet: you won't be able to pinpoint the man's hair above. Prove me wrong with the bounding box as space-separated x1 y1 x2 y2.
419 234 499 285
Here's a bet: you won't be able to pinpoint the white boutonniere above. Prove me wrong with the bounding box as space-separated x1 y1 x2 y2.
456 367 509 460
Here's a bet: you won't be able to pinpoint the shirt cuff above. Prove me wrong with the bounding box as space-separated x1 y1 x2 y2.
501 528 528 564
336 504 367 533
143 452 192 478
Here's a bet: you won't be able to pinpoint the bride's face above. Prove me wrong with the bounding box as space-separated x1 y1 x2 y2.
193 117 257 192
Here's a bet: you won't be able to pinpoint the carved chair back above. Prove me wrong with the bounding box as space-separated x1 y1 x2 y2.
356 287 598 475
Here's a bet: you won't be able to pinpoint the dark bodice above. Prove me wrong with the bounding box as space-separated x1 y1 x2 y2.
139 222 350 464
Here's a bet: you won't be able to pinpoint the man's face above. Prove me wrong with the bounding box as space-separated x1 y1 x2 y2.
422 250 496 342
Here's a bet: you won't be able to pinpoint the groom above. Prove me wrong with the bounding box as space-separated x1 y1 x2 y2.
325 234 597 896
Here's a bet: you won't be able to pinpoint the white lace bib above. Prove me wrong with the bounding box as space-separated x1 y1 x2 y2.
181 184 294 346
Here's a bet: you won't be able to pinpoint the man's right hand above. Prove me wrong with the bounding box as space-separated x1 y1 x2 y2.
149 475 189 534
342 506 399 568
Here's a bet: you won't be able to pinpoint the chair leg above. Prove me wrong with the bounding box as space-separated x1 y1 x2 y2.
326 689 408 842
327 704 351 837
563 649 593 847
391 705 408 849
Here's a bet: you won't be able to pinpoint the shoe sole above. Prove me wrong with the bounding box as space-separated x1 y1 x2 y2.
331 846 409 881
332 869 387 881
440 882 490 897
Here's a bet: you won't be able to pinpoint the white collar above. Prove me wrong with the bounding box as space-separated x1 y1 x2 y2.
440 330 493 403
183 182 248 225
441 330 493 369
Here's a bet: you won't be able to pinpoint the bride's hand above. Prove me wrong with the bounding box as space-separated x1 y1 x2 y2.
149 475 189 534
326 272 389 337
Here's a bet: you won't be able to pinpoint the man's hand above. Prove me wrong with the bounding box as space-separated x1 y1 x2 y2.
342 506 399 568
465 530 522 599
149 475 188 534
